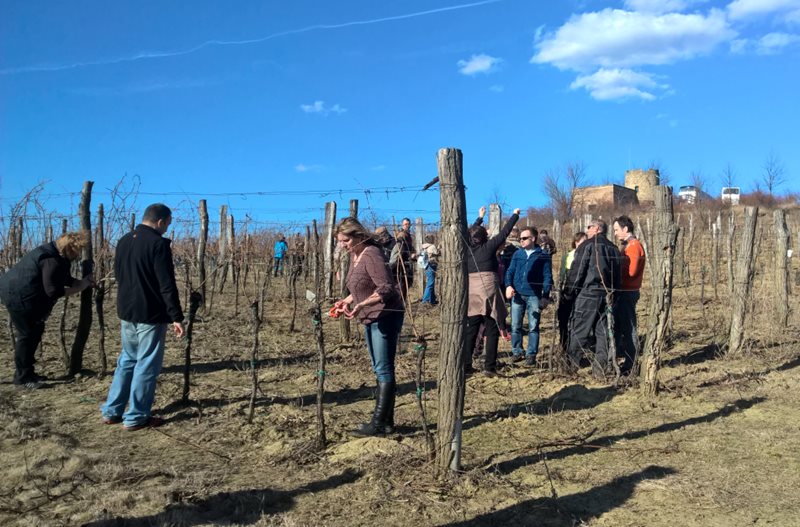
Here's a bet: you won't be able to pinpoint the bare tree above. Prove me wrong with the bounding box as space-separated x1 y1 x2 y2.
544 160 587 223
720 162 736 188
762 151 786 197
690 170 707 195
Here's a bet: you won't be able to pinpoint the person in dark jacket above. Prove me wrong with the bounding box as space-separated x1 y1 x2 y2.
504 227 553 366
565 220 621 378
0 231 94 389
464 206 520 376
101 203 184 431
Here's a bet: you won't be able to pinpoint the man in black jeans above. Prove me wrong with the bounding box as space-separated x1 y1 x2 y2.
565 220 621 378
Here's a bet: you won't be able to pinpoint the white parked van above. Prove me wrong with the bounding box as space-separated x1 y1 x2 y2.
721 187 740 205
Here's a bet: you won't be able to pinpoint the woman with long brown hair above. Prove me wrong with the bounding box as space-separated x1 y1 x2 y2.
332 217 404 435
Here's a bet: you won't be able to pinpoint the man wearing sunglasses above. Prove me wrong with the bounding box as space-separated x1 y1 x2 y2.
504 227 553 366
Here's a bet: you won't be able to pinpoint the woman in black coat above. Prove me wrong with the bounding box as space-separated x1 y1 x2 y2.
0 231 94 388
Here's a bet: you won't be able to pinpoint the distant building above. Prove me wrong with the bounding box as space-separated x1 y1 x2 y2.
721 186 740 205
572 184 639 213
624 168 660 203
677 185 713 204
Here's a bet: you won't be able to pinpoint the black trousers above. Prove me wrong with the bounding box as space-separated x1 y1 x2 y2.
614 290 640 371
567 293 610 371
557 297 574 353
465 315 500 371
7 308 45 384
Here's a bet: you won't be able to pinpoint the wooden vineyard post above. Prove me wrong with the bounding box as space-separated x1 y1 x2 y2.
339 200 358 341
69 181 94 377
641 186 678 397
322 201 337 300
712 213 721 301
197 200 209 307
727 211 736 298
435 148 469 476
774 209 790 328
94 203 108 376
415 217 425 299
129 212 136 232
217 205 229 293
487 204 501 237
728 207 759 355
183 292 203 403
312 220 327 448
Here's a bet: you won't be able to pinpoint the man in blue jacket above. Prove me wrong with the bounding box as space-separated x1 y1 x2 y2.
273 234 289 277
504 227 553 366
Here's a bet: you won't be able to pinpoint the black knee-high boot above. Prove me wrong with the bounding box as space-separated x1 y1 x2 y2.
353 380 395 436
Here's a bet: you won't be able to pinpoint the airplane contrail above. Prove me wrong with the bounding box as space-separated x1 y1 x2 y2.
1 0 503 75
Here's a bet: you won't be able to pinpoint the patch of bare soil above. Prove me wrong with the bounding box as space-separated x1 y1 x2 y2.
1 276 799 526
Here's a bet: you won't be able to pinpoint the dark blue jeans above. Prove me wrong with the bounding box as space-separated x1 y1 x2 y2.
364 311 404 382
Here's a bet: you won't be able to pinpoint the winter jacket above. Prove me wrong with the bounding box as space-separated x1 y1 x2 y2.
565 235 621 298
504 246 553 299
466 214 519 274
0 242 77 319
274 239 288 259
115 224 184 324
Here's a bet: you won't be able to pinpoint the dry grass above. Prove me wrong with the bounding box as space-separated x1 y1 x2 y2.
1 210 799 526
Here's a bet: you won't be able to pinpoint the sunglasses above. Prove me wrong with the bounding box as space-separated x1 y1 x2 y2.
520 236 533 241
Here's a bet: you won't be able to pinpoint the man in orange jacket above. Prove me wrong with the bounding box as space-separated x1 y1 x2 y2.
613 215 645 375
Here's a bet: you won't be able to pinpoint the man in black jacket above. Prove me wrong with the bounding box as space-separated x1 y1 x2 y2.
101 204 184 431
565 220 620 377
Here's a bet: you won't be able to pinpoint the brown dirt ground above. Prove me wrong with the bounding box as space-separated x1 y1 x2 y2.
2 267 799 526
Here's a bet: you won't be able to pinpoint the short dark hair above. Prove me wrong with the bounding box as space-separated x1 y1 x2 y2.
592 219 608 235
521 227 538 240
614 215 635 234
143 203 172 223
572 232 586 248
402 217 411 224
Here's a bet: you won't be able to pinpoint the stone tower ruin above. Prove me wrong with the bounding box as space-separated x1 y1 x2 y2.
624 168 660 204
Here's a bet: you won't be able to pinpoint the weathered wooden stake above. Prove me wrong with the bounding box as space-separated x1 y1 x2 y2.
774 209 790 328
728 207 759 355
435 148 469 476
322 202 337 300
197 200 209 306
94 203 107 376
69 181 94 377
641 186 678 397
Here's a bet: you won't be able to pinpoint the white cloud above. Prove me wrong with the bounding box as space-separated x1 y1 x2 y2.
300 100 347 115
532 8 734 71
727 0 800 21
294 163 323 172
489 84 504 92
370 165 386 171
729 38 750 52
623 0 701 14
457 53 502 75
569 68 667 100
756 31 800 53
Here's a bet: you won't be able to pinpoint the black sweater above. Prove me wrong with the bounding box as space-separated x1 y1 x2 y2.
466 214 519 274
115 224 184 324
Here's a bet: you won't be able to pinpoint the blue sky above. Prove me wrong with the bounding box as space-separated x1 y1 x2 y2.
2 0 799 233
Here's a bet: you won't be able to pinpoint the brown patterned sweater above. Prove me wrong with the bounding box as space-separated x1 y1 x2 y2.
346 245 404 324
